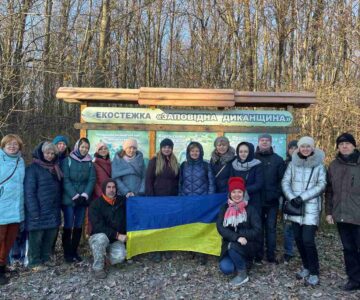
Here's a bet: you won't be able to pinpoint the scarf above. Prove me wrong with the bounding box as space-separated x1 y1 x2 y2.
69 139 92 162
338 150 359 164
232 158 261 171
102 193 115 206
211 146 235 165
223 198 248 227
33 158 63 181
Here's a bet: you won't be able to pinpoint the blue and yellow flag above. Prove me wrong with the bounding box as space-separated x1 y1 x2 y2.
126 193 227 259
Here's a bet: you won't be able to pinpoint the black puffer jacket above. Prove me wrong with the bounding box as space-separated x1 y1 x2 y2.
210 147 235 193
217 203 262 260
89 195 126 243
255 147 286 207
179 142 215 196
24 142 62 231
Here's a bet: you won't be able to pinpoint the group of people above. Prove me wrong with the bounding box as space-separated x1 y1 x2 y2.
0 132 358 292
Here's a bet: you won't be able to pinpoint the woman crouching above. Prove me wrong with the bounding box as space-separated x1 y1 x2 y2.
217 177 261 286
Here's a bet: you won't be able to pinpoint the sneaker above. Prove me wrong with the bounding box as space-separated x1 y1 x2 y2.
230 270 249 286
305 275 319 286
296 268 310 280
341 280 360 291
283 254 293 263
93 269 107 279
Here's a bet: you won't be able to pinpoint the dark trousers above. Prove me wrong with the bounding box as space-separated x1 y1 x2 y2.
292 222 319 275
28 228 58 267
219 249 246 275
0 223 20 266
337 222 360 283
258 205 278 260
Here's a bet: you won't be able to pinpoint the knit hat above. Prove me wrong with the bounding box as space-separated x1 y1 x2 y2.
160 138 174 149
122 138 138 150
298 136 315 148
228 177 246 193
336 133 356 148
53 135 69 146
101 178 117 194
288 140 298 149
95 142 108 153
214 136 230 147
258 133 272 142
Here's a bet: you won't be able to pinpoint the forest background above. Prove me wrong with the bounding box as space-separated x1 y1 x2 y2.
0 0 359 162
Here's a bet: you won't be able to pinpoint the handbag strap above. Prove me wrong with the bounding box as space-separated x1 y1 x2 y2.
215 164 226 178
0 157 20 185
305 167 315 190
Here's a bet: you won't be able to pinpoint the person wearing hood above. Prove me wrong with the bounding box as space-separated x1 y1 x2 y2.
61 137 96 263
230 142 264 213
24 142 62 270
112 139 146 197
210 136 235 193
89 179 127 279
217 177 262 286
179 141 215 265
325 133 360 291
282 136 326 286
255 134 286 264
93 142 111 200
53 135 70 163
0 134 25 285
179 141 215 196
283 140 298 263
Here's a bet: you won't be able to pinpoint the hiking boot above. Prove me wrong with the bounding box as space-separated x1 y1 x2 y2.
93 269 107 279
341 280 360 291
230 270 249 286
305 275 319 286
296 267 310 280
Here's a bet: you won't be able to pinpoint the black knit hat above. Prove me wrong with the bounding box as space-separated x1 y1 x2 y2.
101 178 117 194
336 133 356 148
287 140 298 149
160 138 174 149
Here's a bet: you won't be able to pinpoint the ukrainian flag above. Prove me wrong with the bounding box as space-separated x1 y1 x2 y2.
126 193 227 259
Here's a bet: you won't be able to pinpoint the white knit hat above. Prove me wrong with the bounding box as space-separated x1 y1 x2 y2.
298 136 315 148
122 138 138 150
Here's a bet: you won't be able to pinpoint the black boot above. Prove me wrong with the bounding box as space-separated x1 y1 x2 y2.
0 265 9 285
62 228 75 263
72 228 83 262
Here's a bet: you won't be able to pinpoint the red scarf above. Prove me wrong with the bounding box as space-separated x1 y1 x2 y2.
223 199 248 227
33 158 63 181
102 194 115 206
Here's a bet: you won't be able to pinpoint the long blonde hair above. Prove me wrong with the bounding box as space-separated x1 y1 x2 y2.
155 151 179 176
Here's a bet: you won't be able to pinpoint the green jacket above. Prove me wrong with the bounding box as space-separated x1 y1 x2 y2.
325 150 360 225
61 157 96 206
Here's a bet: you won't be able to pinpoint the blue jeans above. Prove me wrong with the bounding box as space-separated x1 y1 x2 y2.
258 205 278 260
62 205 86 229
219 249 246 275
283 221 294 256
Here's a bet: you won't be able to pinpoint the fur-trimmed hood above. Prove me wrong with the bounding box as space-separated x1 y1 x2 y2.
291 148 325 168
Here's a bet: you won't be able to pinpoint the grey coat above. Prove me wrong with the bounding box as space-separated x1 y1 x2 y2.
111 151 146 196
281 148 327 226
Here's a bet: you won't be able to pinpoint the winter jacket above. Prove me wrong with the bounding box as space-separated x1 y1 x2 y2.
210 147 235 193
93 156 111 200
0 149 25 225
24 143 62 231
89 195 126 243
230 142 264 209
145 156 179 196
111 151 146 196
325 150 360 225
281 149 327 226
179 142 215 196
255 147 286 207
61 156 96 206
217 203 262 260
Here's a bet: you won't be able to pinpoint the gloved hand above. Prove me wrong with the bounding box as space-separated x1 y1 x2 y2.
290 196 302 208
74 196 87 206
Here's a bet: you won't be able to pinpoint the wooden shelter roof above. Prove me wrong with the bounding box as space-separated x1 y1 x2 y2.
56 87 315 108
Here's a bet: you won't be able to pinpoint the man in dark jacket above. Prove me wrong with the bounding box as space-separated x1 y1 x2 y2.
325 133 360 291
255 133 286 263
89 179 127 279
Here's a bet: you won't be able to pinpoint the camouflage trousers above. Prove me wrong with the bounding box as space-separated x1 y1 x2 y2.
89 233 126 271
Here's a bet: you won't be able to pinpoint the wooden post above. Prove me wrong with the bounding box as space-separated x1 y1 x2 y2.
149 131 156 158
286 105 295 145
80 101 88 138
